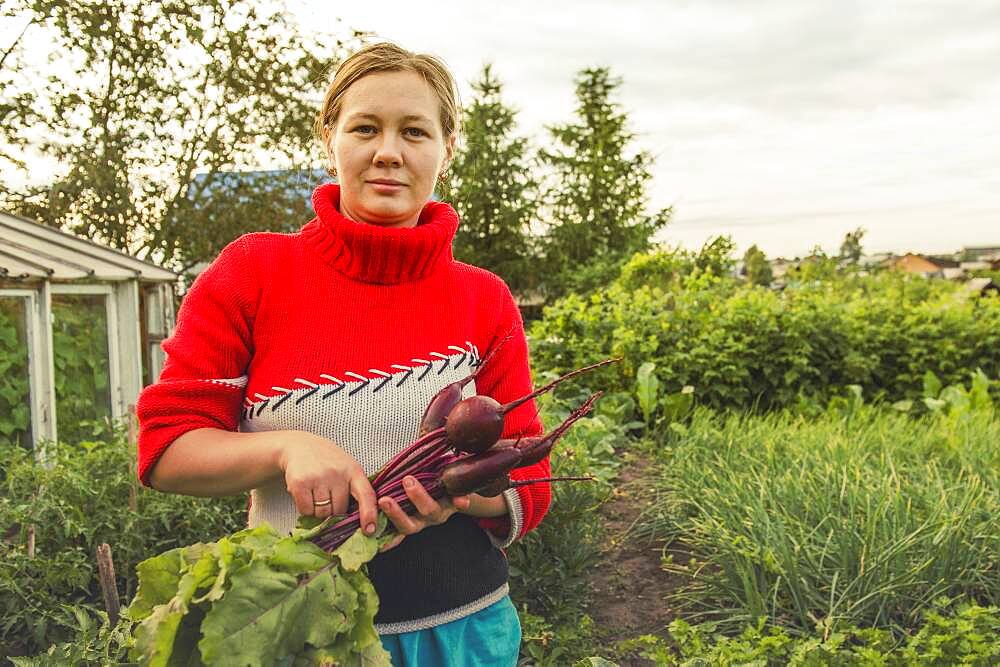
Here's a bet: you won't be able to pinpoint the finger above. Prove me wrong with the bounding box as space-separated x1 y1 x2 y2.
330 479 351 516
379 496 419 535
379 533 406 553
451 494 472 513
350 475 379 536
312 489 334 519
402 476 441 517
290 485 315 516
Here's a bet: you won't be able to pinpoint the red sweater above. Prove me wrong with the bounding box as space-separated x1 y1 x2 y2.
136 183 549 631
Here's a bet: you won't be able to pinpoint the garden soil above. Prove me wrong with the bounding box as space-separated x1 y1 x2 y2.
587 456 687 662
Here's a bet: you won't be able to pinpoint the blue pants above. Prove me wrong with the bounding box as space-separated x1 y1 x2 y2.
380 596 521 667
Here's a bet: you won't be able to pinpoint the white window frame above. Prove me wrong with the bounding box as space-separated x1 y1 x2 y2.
0 288 54 453
50 284 123 421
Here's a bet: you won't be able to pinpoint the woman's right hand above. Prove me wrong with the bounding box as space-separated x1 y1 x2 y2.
277 431 378 535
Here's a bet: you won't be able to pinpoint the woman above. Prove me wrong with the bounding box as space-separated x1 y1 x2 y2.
136 42 550 665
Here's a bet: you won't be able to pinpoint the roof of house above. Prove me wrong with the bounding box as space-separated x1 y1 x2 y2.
0 210 178 283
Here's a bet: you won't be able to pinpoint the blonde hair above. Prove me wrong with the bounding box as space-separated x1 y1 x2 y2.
315 42 460 152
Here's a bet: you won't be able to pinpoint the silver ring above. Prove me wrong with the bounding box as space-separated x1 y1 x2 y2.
313 499 332 507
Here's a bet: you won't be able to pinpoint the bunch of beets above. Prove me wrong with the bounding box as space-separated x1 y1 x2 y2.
310 353 618 552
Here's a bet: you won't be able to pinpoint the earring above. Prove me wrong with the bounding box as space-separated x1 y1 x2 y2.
330 166 338 179
437 170 448 183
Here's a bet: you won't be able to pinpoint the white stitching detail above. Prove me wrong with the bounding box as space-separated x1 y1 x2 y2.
272 386 293 394
294 378 318 388
391 364 411 371
319 374 343 384
447 345 467 354
430 352 448 360
369 369 392 378
254 393 269 401
412 358 430 366
344 372 367 382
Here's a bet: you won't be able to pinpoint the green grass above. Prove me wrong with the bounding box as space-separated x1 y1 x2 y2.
638 406 1000 635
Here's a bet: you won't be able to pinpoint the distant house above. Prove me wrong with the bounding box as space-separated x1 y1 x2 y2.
960 245 1000 262
891 253 959 278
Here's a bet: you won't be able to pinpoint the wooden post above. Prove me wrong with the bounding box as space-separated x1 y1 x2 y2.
128 403 138 512
96 543 120 625
26 524 35 559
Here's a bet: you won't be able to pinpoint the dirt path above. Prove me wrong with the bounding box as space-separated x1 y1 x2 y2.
586 453 689 662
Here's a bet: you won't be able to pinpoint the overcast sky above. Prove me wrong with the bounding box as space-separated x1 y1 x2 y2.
297 0 1000 258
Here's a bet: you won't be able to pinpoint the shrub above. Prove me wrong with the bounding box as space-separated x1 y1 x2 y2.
0 429 246 660
530 272 1000 413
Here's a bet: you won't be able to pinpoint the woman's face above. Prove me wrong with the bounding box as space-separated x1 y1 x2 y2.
329 70 455 229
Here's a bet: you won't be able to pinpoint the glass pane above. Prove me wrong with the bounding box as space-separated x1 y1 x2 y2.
0 297 32 449
52 293 112 443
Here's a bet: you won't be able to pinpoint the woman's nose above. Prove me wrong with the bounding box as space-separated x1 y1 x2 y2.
373 134 403 168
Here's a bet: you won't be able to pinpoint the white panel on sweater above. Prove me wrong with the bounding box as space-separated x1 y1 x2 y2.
240 345 498 536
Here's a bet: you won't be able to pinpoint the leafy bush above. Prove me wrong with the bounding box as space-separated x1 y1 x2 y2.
637 404 1000 635
530 271 1000 413
0 430 246 661
615 600 1000 665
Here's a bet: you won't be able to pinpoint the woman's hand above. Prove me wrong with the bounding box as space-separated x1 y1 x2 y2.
277 431 378 535
378 476 473 552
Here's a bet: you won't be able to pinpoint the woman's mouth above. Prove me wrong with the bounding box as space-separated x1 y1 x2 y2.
368 178 406 194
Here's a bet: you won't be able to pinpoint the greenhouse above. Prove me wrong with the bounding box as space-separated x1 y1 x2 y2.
0 210 178 450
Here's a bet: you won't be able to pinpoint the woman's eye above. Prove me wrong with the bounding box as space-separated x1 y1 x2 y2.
404 127 427 137
353 125 376 135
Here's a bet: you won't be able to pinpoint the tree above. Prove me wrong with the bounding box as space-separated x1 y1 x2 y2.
742 244 773 286
538 67 670 299
1 0 360 271
839 227 866 264
439 64 537 296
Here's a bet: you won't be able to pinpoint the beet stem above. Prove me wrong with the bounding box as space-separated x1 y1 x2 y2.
501 358 620 414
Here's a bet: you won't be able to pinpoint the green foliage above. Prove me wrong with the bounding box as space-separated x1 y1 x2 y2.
127 519 392 666
616 237 736 292
441 64 538 296
1 0 360 270
0 297 31 447
0 430 246 661
642 601 1000 665
742 243 773 286
638 406 1000 634
50 294 113 445
537 67 671 299
530 272 1000 413
518 608 598 666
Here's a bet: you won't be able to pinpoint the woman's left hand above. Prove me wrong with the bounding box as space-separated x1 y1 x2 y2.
378 475 473 552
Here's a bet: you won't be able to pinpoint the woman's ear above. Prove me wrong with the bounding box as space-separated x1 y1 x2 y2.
443 133 457 168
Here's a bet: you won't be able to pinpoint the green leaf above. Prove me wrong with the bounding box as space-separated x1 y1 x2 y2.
198 559 359 665
923 370 943 399
127 548 185 621
332 514 390 572
268 537 332 575
635 361 660 424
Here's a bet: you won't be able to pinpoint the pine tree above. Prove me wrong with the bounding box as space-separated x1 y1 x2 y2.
440 65 537 297
538 67 670 298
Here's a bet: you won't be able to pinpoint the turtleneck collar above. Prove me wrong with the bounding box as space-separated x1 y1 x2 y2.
301 182 459 285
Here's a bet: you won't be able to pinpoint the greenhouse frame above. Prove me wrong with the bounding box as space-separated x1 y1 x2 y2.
0 210 178 450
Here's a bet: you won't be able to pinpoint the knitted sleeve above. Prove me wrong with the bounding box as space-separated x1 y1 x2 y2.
135 237 259 486
473 282 550 547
